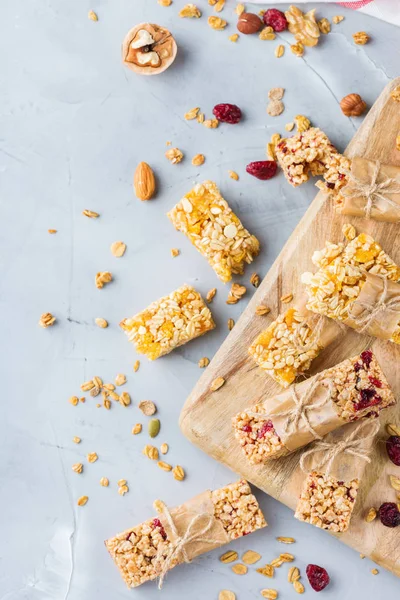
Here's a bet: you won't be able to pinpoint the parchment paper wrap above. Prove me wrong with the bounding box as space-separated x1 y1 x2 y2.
293 295 345 352
344 272 400 339
337 157 400 222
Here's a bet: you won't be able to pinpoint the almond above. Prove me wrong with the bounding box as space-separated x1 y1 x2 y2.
134 161 156 201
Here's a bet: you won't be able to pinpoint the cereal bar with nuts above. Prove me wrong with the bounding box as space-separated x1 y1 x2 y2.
120 284 215 360
167 181 260 283
233 351 395 464
302 233 400 343
105 479 267 588
275 127 341 187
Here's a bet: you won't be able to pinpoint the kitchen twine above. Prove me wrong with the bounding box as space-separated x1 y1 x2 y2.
291 313 347 354
342 159 400 219
347 276 400 334
299 419 380 475
154 501 226 589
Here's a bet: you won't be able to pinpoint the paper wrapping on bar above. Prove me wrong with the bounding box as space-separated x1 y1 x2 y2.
344 273 400 339
157 491 229 564
299 419 380 482
337 157 400 222
257 371 345 454
293 295 344 352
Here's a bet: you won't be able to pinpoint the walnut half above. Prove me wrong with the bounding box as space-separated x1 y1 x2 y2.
122 23 177 75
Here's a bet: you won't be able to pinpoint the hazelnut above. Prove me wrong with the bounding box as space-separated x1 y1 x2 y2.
237 12 263 34
122 23 177 75
340 93 367 117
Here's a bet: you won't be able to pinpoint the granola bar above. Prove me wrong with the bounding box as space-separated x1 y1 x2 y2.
275 127 340 187
120 284 215 360
302 233 400 343
315 153 351 200
167 181 260 283
105 480 267 588
233 351 395 464
295 471 359 533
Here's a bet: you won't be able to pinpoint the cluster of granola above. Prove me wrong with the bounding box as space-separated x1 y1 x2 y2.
120 285 215 360
275 128 340 187
302 233 400 343
249 307 324 388
211 480 267 538
232 408 285 464
295 471 359 533
315 153 352 207
167 181 260 283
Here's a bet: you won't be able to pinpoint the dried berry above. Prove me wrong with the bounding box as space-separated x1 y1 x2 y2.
354 388 381 411
242 424 252 433
378 502 400 528
386 436 400 466
368 376 383 388
360 349 373 368
213 103 242 124
153 518 167 540
306 564 330 592
246 161 277 180
263 8 287 32
257 420 274 438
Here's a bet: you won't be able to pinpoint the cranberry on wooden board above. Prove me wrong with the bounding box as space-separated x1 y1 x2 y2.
246 161 277 180
379 502 400 528
306 564 330 592
386 436 400 466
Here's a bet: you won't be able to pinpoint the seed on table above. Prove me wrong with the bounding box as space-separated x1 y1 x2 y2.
148 419 160 438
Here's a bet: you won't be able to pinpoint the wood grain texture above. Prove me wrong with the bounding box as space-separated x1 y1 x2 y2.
180 78 400 576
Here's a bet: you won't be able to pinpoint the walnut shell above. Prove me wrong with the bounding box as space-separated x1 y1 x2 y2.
122 23 177 76
340 93 367 117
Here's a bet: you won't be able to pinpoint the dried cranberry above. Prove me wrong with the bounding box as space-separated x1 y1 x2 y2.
153 518 167 540
325 182 335 189
354 362 362 372
213 103 242 124
386 436 400 466
306 564 330 592
246 161 277 180
360 350 373 368
338 173 345 180
379 502 400 528
263 8 287 32
241 424 252 433
354 388 381 411
368 376 383 388
257 420 274 438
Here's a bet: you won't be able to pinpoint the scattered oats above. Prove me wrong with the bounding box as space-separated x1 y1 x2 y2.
386 423 400 436
228 318 235 330
260 590 278 600
214 0 225 12
81 380 95 392
219 592 236 600
88 10 98 21
69 396 79 406
390 474 400 491
179 4 201 18
206 288 217 303
73 436 81 444
210 376 225 392
250 273 260 288
275 44 285 58
103 398 111 410
133 360 140 372
158 0 172 5
82 209 99 218
229 170 239 180
158 460 172 472
270 557 284 568
198 357 210 368
242 550 261 564
227 283 247 304
87 452 98 463
229 34 239 42
268 88 284 101
333 15 344 24
171 247 180 258
267 143 276 160
391 86 400 102
77 495 88 506
293 580 305 594
192 153 205 166
231 563 247 575
288 566 300 583
280 553 294 562
118 485 129 495
208 16 227 30
277 536 295 544
259 27 276 41
117 479 127 487
197 112 205 123
235 3 245 16
257 565 274 578
204 118 219 128
120 392 131 407
295 115 311 132
290 42 304 57
143 445 159 460
72 463 83 474
93 376 103 388
95 317 108 328
256 305 270 316
95 271 112 289
100 477 109 487
39 312 56 328
318 18 330 34
148 418 161 438
281 293 293 303
353 31 370 45
342 223 356 241
103 383 115 391
220 550 238 563
132 423 142 435
173 465 185 481
371 568 379 575
160 443 169 455
208 0 217 4
165 148 184 164
48 229 57 234
365 507 377 522
285 122 295 132
267 100 284 117
109 391 120 401
139 400 157 416
110 241 126 258
115 373 126 386
184 107 200 120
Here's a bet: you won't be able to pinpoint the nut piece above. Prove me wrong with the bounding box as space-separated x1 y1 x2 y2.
165 147 184 164
139 400 157 415
285 6 320 47
237 13 263 34
220 550 238 563
122 23 177 75
353 31 370 45
39 312 56 328
134 162 156 201
172 465 185 480
179 4 201 18
340 93 367 117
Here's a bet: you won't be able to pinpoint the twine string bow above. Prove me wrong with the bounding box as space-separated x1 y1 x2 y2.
299 419 380 475
342 159 400 219
348 276 400 334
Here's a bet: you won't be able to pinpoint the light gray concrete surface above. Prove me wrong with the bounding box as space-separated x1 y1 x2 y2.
1 1 399 599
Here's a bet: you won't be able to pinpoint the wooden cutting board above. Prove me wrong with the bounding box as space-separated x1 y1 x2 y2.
180 78 400 577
